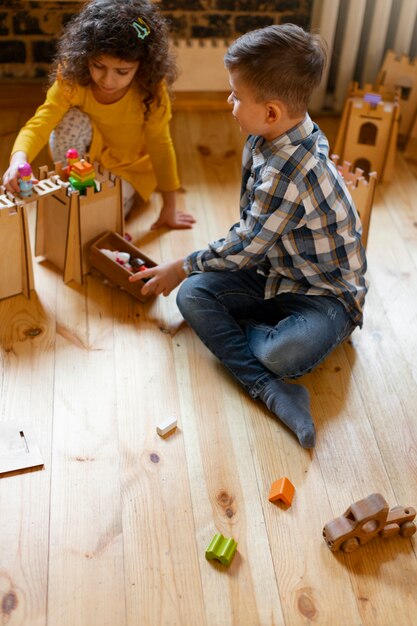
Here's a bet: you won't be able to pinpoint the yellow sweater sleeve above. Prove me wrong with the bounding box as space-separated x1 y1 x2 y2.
144 83 180 192
11 81 74 163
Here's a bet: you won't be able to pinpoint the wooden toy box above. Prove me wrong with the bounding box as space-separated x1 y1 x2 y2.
89 231 157 302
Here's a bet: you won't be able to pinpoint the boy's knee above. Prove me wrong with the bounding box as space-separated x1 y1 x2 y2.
176 274 215 317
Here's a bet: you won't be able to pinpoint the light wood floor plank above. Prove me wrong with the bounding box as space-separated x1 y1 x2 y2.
1 93 417 626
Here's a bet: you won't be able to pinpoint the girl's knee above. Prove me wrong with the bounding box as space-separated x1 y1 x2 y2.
49 108 93 163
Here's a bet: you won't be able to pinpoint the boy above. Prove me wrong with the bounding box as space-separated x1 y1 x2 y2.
130 24 368 449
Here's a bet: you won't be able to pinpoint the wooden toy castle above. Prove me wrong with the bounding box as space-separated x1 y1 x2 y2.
376 50 417 145
333 83 400 183
0 190 34 300
0 158 124 301
331 156 377 249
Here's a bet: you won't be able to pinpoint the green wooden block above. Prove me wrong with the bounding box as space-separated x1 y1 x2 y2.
205 533 237 567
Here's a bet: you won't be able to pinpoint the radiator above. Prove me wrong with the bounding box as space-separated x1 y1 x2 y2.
310 0 417 112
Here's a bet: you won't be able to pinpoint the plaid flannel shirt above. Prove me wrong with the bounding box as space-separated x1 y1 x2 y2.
184 115 368 326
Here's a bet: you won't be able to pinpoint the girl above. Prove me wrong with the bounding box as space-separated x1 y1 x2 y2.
2 0 194 230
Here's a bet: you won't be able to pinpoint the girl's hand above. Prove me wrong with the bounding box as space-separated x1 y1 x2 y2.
129 258 187 297
151 209 196 230
2 151 31 194
151 190 195 230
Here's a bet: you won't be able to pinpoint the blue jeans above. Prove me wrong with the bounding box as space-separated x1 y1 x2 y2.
176 269 356 399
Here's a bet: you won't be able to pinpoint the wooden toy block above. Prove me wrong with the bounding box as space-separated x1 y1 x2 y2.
331 156 377 248
323 493 416 553
156 417 177 437
333 82 400 183
0 426 44 474
205 533 237 567
0 193 34 300
35 163 124 285
268 476 295 506
89 231 157 301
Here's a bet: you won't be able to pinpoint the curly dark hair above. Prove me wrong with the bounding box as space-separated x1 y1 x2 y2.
50 0 177 118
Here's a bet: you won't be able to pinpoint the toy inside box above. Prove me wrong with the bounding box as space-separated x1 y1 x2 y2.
89 231 157 302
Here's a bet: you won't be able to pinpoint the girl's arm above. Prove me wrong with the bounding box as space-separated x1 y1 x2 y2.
151 190 196 230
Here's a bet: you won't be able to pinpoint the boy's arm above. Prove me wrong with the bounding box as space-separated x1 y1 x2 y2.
186 171 303 273
129 258 187 296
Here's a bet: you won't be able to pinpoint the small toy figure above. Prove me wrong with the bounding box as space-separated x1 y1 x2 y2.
17 163 34 197
131 257 148 272
59 148 80 182
323 493 416 553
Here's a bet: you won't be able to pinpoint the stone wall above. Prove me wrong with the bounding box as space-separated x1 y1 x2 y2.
0 0 312 79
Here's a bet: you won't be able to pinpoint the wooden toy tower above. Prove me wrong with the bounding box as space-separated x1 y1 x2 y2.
333 83 400 183
0 192 34 300
35 161 124 285
376 50 417 144
331 156 377 249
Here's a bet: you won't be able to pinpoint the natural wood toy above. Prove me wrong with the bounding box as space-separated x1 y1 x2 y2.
0 191 34 300
205 533 238 567
404 113 417 160
376 50 417 142
89 231 157 302
268 476 295 507
333 83 400 183
331 156 377 249
323 493 416 553
35 160 124 285
156 417 177 437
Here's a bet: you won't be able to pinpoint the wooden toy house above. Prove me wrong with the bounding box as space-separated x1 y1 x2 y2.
376 50 417 143
333 83 400 183
0 192 34 300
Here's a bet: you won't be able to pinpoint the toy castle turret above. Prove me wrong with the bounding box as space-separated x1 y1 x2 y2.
333 83 400 183
376 50 417 144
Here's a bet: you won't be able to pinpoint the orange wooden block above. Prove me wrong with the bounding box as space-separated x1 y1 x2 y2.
268 477 295 506
71 159 94 177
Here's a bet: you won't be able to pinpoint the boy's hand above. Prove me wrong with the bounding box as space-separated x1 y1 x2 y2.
129 258 187 297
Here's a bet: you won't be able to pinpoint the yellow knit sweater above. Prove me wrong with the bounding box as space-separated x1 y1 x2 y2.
12 79 180 201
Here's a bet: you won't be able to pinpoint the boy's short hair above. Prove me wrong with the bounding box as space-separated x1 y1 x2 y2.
224 24 327 117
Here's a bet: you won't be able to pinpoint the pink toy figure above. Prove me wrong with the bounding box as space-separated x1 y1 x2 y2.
18 163 34 197
61 148 80 181
66 148 79 167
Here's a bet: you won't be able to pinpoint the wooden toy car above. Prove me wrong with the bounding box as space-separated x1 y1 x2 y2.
323 493 416 553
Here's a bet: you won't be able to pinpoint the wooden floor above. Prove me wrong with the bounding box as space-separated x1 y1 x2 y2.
1 89 417 626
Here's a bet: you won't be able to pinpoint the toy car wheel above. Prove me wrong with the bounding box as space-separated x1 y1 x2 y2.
400 521 416 538
340 537 360 552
